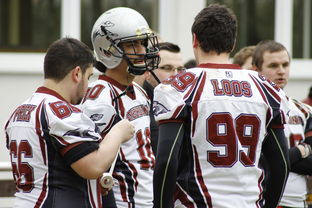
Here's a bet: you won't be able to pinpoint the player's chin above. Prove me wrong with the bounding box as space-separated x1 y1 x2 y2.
276 79 287 88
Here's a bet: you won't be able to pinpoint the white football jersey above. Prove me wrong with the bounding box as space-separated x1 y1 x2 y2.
279 98 312 207
5 87 102 208
81 75 155 208
153 64 288 208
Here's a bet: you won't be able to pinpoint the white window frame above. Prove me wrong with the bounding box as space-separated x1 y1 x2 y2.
274 0 312 79
0 0 81 74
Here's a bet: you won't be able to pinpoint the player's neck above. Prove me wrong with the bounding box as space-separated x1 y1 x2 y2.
197 51 232 65
105 67 134 86
43 79 72 103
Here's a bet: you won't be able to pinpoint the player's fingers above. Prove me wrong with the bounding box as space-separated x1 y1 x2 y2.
101 189 108 196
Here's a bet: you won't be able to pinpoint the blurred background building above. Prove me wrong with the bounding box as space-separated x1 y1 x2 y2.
0 0 311 206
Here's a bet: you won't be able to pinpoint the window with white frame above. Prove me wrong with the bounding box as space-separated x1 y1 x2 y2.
0 0 61 52
293 0 312 58
206 0 275 56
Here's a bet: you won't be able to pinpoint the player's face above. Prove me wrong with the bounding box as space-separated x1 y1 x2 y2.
121 39 146 66
147 50 184 88
260 50 290 89
76 66 93 104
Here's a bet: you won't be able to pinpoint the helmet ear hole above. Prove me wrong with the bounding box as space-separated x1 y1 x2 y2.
100 48 111 57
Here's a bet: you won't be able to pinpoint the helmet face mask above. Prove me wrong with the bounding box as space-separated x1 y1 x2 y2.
91 7 160 75
119 33 160 75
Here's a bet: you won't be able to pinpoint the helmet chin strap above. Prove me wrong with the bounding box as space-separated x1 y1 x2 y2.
124 57 146 75
149 70 161 84
112 85 134 101
123 53 161 83
126 62 161 84
128 65 145 75
113 70 134 102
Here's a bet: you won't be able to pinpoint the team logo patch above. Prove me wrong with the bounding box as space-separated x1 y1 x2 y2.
153 101 169 116
126 104 149 121
90 114 106 130
90 113 104 121
258 74 266 81
288 115 304 125
225 71 233 78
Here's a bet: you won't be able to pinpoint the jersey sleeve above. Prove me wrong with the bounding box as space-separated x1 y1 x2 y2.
153 82 186 123
80 101 116 135
300 103 312 136
275 88 289 127
45 101 102 164
81 83 117 135
252 73 289 128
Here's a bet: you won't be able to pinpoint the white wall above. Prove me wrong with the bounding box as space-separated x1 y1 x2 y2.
284 80 311 101
0 74 43 165
158 0 206 62
284 59 312 100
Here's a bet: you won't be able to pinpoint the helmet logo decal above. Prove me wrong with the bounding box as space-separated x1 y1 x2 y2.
136 27 152 37
100 23 118 38
102 21 114 28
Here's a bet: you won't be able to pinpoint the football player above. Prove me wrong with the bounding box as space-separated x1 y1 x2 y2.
153 4 290 208
252 40 312 208
232 45 256 70
81 7 159 208
5 38 134 207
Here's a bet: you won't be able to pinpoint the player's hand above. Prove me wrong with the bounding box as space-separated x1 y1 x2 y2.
100 186 112 196
297 143 312 158
110 119 135 143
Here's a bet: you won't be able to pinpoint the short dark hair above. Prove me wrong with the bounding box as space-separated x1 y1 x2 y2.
233 45 256 67
158 42 180 53
44 37 94 81
252 40 290 71
191 4 237 54
184 59 196 69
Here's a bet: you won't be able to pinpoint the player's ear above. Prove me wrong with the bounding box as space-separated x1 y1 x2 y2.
71 66 82 83
192 33 198 48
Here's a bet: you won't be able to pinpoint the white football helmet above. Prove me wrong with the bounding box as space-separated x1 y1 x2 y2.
91 7 160 75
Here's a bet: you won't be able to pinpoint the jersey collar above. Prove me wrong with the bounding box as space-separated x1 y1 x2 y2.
98 75 135 99
198 63 241 69
36 86 67 102
98 75 134 91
